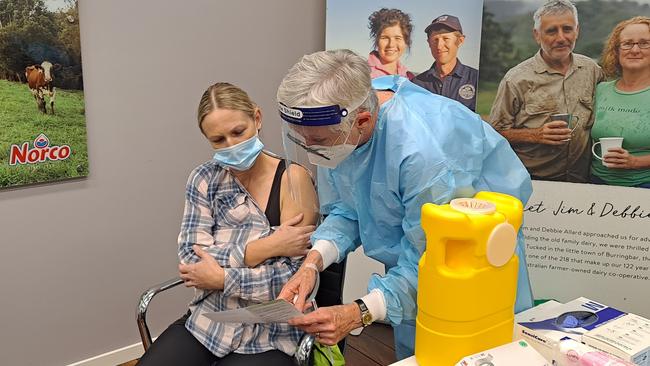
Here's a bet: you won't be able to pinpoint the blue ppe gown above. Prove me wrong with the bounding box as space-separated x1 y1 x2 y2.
312 76 534 359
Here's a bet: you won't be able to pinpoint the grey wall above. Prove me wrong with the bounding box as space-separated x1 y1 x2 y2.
0 1 325 365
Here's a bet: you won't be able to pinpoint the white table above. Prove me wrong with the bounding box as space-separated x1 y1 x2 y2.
389 356 418 365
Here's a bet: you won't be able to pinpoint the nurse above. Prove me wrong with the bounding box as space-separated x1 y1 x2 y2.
277 49 534 360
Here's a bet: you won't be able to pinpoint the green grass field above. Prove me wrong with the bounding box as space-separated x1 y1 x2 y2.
477 81 498 119
0 79 88 188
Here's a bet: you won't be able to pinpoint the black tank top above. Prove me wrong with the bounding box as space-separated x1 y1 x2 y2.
264 160 285 227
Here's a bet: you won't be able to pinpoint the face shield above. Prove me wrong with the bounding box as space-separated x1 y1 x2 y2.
279 100 364 214
279 102 364 169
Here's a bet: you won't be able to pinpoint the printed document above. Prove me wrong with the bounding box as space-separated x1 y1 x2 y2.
203 299 303 324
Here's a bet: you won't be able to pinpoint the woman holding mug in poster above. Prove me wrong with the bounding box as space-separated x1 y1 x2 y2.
367 8 415 79
591 16 650 188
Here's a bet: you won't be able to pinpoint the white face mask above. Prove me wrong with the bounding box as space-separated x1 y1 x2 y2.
306 125 364 169
307 143 357 169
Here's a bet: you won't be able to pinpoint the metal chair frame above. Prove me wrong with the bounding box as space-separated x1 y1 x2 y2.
136 260 346 365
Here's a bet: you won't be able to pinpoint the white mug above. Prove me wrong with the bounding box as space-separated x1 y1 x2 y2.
592 137 624 166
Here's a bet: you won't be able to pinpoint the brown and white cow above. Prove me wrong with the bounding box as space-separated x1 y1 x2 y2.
25 61 58 114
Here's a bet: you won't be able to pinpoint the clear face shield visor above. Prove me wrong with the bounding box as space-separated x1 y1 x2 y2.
279 102 363 165
279 102 362 213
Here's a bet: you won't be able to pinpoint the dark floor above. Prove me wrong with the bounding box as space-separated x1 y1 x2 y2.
118 323 396 366
344 323 397 365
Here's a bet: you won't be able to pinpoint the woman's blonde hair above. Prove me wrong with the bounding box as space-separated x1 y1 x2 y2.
197 82 256 131
601 16 650 79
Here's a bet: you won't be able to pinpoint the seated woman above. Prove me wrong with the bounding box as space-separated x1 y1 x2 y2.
591 16 650 188
136 82 319 366
367 8 415 79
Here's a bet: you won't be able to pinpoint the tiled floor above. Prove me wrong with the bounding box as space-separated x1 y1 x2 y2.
118 323 396 366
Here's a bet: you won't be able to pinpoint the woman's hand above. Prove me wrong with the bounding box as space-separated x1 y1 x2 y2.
603 147 638 169
271 213 315 258
288 303 362 346
179 245 225 290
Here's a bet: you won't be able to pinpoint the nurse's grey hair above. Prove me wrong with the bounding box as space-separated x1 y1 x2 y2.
277 49 379 132
533 0 579 31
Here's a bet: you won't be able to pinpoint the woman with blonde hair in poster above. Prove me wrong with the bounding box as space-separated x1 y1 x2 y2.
591 16 650 188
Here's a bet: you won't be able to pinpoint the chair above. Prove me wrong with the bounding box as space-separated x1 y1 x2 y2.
136 259 347 365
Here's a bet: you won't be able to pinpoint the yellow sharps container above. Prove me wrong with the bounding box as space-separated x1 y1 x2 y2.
415 191 523 366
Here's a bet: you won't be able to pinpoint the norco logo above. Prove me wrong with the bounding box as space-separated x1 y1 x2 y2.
278 104 303 119
9 133 71 166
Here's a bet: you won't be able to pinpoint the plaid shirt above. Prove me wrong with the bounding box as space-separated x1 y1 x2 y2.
178 160 303 357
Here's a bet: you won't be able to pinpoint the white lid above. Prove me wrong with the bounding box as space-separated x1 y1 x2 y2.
486 223 517 267
450 198 496 215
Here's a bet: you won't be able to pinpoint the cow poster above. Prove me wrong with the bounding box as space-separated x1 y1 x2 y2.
0 0 87 189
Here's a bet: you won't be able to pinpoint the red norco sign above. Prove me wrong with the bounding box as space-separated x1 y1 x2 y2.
9 133 71 166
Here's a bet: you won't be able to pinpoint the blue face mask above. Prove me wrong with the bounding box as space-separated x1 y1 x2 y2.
212 134 264 171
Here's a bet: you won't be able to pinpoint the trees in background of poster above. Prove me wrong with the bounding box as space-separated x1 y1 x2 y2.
479 0 650 317
0 0 87 189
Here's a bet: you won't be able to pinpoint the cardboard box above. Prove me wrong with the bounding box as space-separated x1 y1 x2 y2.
455 339 550 366
582 313 650 366
514 297 626 364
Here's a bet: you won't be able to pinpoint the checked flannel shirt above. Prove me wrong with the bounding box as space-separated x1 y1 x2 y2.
178 160 303 357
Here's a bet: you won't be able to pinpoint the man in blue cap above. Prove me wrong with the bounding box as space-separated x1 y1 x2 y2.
277 49 533 360
412 14 479 111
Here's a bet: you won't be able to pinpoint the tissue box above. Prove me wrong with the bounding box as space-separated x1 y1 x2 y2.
582 313 650 366
455 340 550 366
514 297 626 363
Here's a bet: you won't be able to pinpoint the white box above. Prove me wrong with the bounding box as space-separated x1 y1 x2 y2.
514 297 627 364
582 313 650 366
455 340 550 366
555 339 638 366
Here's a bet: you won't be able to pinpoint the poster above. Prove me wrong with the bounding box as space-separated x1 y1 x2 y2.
329 0 650 318
326 0 483 110
479 0 650 317
524 181 650 316
0 0 88 189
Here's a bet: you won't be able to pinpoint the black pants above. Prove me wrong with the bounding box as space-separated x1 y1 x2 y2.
136 313 295 366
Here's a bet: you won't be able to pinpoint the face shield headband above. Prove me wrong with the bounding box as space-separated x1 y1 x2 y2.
278 103 350 127
279 95 369 168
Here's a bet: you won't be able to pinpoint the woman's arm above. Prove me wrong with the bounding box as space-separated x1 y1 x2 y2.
186 164 320 299
604 148 650 170
279 163 320 225
178 166 218 265
243 164 319 267
180 164 318 297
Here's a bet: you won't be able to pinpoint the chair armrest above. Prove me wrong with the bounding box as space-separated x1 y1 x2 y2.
294 270 321 365
136 277 184 351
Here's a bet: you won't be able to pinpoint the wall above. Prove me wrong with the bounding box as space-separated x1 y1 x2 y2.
0 1 325 365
